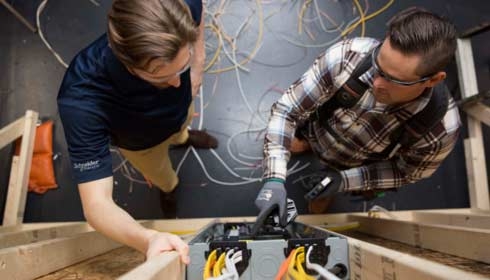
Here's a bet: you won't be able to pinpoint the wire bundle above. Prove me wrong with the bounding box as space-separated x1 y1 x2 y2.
203 249 243 280
275 246 342 280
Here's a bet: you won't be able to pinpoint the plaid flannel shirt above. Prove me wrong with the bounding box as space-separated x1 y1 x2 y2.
263 37 461 191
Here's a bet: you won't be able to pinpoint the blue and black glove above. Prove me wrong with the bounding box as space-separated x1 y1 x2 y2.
251 179 287 236
304 168 343 201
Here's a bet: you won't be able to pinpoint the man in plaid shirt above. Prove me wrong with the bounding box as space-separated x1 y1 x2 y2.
255 9 461 222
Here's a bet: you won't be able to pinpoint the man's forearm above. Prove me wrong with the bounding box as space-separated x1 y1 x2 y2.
79 177 157 254
84 198 157 253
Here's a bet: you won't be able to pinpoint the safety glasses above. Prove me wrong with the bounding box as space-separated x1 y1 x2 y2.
371 45 433 86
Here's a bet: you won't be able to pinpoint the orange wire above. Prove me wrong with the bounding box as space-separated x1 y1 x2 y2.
275 249 296 280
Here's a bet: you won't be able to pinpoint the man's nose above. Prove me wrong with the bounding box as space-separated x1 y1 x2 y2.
373 74 387 88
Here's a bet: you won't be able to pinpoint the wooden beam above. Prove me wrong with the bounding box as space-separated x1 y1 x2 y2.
411 211 490 230
0 230 121 280
464 138 490 211
0 222 85 234
0 221 151 279
348 215 490 263
456 38 490 211
0 116 24 149
38 246 144 280
0 223 91 249
347 237 488 280
2 156 19 227
464 102 490 127
0 0 37 32
150 214 352 233
118 251 184 280
3 110 38 227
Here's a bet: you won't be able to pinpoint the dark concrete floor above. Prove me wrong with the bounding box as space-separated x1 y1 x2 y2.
0 0 489 223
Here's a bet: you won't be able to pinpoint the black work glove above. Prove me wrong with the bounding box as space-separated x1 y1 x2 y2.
304 168 343 201
251 180 287 236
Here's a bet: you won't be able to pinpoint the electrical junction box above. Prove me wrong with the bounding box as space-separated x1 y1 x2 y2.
186 221 349 280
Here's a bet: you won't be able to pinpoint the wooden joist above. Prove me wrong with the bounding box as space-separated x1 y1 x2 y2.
347 237 487 280
455 38 490 211
0 230 122 280
411 211 490 229
463 102 490 127
348 214 490 263
119 251 184 280
0 222 92 249
2 110 38 227
0 221 151 280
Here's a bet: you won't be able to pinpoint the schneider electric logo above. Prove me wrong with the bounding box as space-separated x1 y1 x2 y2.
74 160 100 172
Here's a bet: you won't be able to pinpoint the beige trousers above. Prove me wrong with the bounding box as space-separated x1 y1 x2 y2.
119 103 194 193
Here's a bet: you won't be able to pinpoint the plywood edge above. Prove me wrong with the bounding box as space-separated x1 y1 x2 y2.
348 215 490 263
0 230 122 280
118 251 184 280
347 237 488 280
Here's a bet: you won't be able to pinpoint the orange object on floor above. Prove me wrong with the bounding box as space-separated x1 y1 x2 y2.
15 120 57 194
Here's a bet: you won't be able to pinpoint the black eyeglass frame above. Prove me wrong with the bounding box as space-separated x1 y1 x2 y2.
371 45 435 86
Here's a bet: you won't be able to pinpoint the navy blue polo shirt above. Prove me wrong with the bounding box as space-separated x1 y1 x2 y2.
58 0 202 184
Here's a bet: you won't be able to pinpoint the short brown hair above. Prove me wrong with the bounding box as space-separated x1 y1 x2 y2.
387 8 457 76
107 0 198 69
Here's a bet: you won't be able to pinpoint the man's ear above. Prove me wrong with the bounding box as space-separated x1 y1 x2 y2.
126 66 136 75
426 71 446 87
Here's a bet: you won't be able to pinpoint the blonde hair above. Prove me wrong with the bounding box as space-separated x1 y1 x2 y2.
107 0 198 69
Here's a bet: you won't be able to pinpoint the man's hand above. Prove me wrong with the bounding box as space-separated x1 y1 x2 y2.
253 180 288 235
146 231 190 264
304 168 343 201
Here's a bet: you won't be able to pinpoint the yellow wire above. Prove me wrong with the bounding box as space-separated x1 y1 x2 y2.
296 252 315 280
287 247 315 280
213 252 227 277
206 0 263 74
298 0 312 34
204 24 222 72
169 230 196 236
352 0 365 37
203 249 217 279
285 246 317 280
341 0 395 37
287 248 301 280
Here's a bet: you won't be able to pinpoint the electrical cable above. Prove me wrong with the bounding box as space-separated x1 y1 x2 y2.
224 249 240 279
305 246 342 280
368 205 397 219
213 252 227 277
275 248 296 280
36 0 68 68
207 0 264 74
298 0 312 34
296 251 315 280
287 246 315 280
191 146 260 186
353 0 366 37
203 249 218 279
341 0 394 37
37 0 101 68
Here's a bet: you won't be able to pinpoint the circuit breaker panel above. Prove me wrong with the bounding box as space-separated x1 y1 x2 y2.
186 222 349 280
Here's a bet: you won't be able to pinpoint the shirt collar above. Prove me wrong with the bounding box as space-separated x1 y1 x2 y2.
103 44 156 94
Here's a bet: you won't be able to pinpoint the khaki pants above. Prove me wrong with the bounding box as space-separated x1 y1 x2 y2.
119 103 194 193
